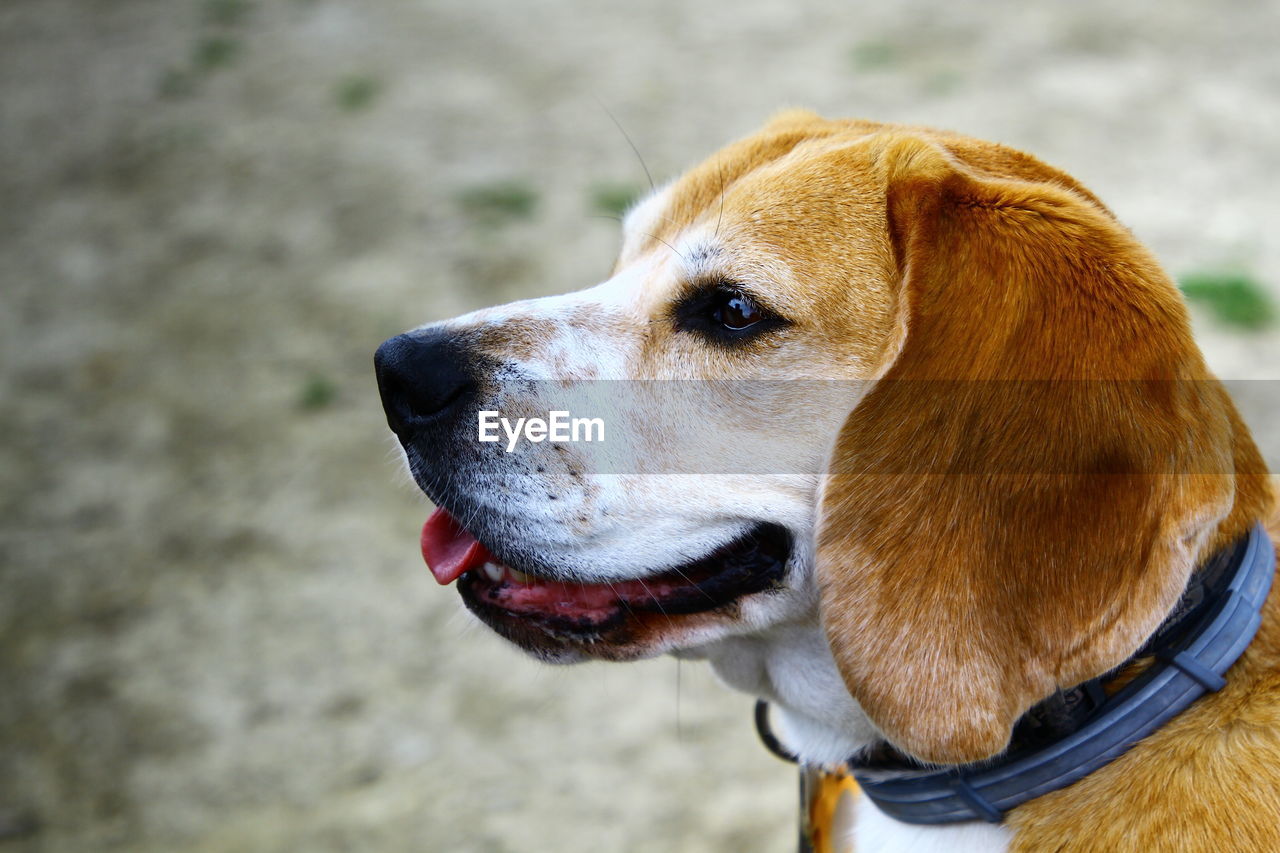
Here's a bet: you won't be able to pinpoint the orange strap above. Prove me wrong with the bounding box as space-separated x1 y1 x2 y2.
801 765 860 853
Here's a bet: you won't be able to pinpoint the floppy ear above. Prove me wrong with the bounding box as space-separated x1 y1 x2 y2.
816 136 1271 766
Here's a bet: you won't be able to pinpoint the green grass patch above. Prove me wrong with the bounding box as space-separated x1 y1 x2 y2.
456 181 539 225
193 36 241 70
202 0 252 26
1180 271 1275 330
298 375 338 411
850 41 899 70
589 182 643 218
334 75 382 111
921 69 962 96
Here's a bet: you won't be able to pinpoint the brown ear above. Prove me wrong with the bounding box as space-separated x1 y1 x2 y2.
816 135 1271 766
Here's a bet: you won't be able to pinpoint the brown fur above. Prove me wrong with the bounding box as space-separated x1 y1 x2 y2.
462 111 1278 846
815 130 1272 764
655 113 1277 846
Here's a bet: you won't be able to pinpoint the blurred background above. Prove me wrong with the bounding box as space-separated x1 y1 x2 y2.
3 1 1279 850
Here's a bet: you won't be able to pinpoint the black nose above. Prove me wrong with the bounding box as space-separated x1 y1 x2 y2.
374 331 477 435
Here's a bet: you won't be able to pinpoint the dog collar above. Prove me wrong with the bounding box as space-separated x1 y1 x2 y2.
760 522 1274 835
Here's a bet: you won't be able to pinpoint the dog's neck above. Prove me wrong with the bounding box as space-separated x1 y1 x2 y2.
693 623 1001 849
690 622 879 765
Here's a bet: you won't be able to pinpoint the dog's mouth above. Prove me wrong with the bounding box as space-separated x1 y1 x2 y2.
420 508 792 648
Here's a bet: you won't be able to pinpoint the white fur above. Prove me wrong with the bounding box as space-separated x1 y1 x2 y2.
851 795 1011 853
688 621 879 765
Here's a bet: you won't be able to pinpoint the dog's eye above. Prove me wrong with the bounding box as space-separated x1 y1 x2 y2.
671 282 787 347
714 293 763 330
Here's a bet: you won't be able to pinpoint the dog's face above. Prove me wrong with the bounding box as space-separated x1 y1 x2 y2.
376 114 908 665
377 112 1266 766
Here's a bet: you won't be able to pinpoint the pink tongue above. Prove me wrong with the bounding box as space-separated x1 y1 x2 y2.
420 508 494 585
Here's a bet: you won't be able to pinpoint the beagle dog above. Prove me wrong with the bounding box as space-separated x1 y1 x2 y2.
375 112 1279 852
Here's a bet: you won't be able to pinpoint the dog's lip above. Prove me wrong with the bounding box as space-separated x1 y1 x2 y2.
420 507 792 638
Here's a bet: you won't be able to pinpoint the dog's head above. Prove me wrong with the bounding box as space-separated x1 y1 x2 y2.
376 113 1270 766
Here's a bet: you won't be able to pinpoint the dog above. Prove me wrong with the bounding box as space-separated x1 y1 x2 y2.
375 112 1279 852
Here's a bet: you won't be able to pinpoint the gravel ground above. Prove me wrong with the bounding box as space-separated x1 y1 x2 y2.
3 1 1279 851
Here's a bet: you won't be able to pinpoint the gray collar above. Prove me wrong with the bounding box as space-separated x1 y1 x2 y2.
846 521 1274 824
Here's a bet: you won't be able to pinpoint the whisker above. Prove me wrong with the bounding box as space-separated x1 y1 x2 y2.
594 97 656 192
676 658 684 742
715 156 726 239
642 231 688 262
636 577 676 633
668 565 718 604
606 578 637 623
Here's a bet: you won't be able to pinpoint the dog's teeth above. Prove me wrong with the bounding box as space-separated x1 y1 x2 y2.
508 568 533 584
482 562 503 582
